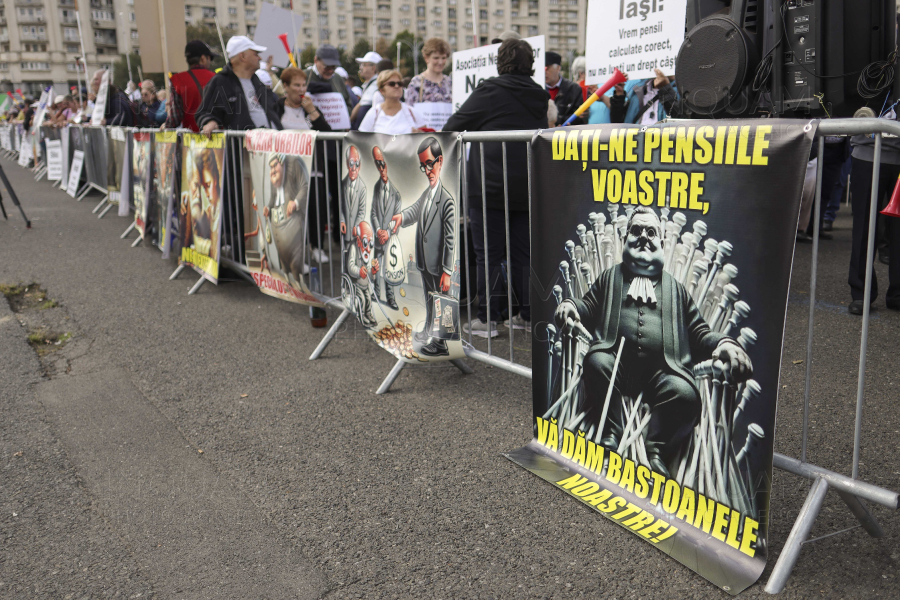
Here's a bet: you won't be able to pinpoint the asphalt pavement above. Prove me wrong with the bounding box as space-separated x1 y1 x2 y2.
0 157 898 599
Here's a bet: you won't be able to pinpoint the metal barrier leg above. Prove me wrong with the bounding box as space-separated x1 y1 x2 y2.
130 235 142 248
376 359 405 395
309 308 352 360
92 194 108 213
97 202 114 219
187 276 207 295
836 490 885 538
764 477 830 594
120 221 136 239
450 358 475 374
75 183 91 201
169 264 186 281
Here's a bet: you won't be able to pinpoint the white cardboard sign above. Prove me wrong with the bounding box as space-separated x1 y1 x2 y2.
585 0 688 84
66 150 85 197
309 92 351 130
451 35 545 112
253 2 306 69
46 139 63 181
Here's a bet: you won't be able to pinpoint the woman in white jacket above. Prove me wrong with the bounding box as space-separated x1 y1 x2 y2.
358 70 426 135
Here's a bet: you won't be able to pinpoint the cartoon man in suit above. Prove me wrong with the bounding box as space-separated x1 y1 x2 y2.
371 146 402 310
263 153 309 285
391 137 455 357
340 145 366 254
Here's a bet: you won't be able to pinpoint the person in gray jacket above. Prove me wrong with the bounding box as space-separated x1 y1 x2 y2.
370 146 402 310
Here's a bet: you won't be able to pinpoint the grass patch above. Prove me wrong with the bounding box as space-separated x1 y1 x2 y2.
26 329 73 357
0 283 27 298
39 299 58 310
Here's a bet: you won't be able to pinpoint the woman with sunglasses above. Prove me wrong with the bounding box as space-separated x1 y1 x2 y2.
359 70 426 135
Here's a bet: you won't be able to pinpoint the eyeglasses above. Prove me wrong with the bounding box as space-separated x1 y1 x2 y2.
419 158 440 172
374 160 386 169
629 224 659 239
383 81 402 88
347 159 360 168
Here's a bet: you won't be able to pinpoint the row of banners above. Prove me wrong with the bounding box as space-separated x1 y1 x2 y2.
11 120 815 595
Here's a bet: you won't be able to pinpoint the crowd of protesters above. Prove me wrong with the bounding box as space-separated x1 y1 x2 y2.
8 30 894 326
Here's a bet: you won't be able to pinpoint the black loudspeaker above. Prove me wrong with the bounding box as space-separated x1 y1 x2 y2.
676 1 898 118
675 0 765 115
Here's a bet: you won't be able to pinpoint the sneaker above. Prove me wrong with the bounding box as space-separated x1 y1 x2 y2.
464 318 499 338
848 300 874 316
311 248 330 263
504 314 531 332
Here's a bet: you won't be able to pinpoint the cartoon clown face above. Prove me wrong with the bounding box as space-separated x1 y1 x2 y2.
354 220 375 263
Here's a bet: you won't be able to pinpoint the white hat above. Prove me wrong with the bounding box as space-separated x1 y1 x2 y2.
226 35 266 59
355 51 383 64
53 94 65 104
335 66 349 79
255 68 273 87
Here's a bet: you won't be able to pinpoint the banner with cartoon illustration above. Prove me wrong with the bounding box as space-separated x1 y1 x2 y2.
132 131 153 239
343 132 463 362
179 133 225 283
506 121 815 594
155 131 179 258
107 126 127 207
243 129 323 306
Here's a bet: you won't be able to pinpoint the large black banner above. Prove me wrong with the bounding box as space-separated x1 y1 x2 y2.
507 121 815 594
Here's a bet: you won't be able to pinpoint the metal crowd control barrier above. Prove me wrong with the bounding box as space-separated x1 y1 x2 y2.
307 131 532 394
10 120 898 591
762 117 900 593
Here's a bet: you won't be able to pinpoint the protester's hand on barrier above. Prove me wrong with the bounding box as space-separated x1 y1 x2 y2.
263 206 269 217
653 69 669 89
377 229 389 244
371 258 379 274
712 341 753 381
359 266 368 279
340 221 346 235
201 120 219 136
440 272 451 293
390 214 401 233
554 300 578 328
286 200 297 217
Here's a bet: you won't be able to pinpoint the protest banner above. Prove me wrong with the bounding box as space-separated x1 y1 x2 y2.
309 93 351 130
507 121 815 594
132 132 153 239
253 2 305 68
46 140 63 181
91 70 109 126
17 134 31 167
451 35 544 112
243 129 323 306
154 131 179 258
585 0 687 83
107 126 127 207
179 133 225 283
59 125 70 189
343 132 464 362
66 150 84 198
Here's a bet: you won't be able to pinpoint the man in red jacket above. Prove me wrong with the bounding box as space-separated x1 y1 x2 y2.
165 41 217 131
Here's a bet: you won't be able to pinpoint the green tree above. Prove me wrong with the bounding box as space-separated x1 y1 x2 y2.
299 44 315 70
185 23 237 71
390 30 424 78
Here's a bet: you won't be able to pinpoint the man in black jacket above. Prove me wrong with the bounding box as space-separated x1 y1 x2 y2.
545 51 583 126
196 36 283 133
444 38 549 338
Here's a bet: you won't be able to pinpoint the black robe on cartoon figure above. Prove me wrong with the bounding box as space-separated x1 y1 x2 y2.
555 207 753 477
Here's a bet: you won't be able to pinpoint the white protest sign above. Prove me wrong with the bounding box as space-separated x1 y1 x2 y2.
254 2 305 68
18 135 31 167
309 92 351 130
451 35 545 112
46 140 63 181
413 102 454 131
91 70 109 126
59 126 70 189
66 150 84 197
585 0 687 84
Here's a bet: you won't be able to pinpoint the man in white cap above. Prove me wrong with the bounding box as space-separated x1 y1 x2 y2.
196 35 283 132
350 50 382 129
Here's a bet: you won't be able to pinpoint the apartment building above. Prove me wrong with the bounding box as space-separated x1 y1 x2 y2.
0 0 141 96
0 0 584 97
294 0 586 57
